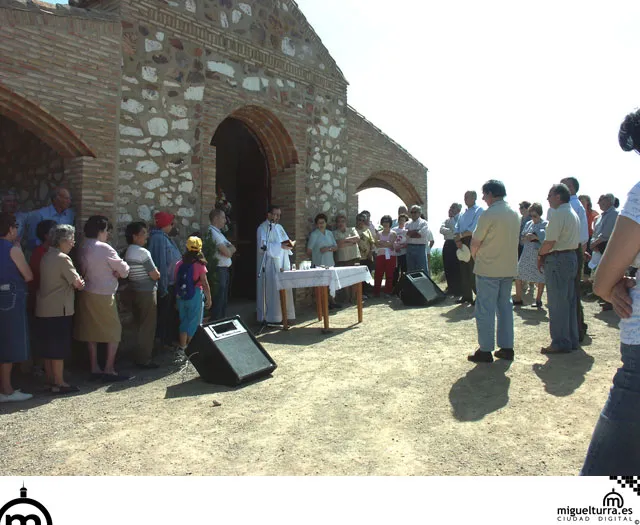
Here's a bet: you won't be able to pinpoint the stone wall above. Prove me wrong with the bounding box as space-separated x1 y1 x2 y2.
0 116 65 209
111 0 349 257
346 107 428 221
0 0 122 224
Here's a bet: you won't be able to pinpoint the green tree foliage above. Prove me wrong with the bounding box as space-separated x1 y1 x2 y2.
430 248 444 277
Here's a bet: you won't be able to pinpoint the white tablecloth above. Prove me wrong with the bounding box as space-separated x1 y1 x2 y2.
275 266 373 297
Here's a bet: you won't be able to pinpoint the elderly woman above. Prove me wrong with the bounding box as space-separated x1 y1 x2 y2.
36 225 84 394
74 216 130 382
513 203 548 308
356 213 376 273
29 219 57 294
124 222 160 369
307 213 337 267
334 213 361 266
333 213 361 303
307 213 341 308
0 212 34 402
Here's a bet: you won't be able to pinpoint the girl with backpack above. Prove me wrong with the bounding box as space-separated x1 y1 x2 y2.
174 237 212 355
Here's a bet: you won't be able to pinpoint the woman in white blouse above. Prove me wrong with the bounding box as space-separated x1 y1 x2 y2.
581 110 640 475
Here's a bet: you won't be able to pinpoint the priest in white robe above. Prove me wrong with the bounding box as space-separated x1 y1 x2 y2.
256 206 296 324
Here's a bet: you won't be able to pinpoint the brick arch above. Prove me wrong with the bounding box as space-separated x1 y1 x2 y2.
218 105 299 176
0 83 95 158
357 170 424 207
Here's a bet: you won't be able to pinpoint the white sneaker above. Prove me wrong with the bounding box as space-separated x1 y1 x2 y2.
0 390 33 403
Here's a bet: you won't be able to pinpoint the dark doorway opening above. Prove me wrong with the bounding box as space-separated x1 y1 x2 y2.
212 118 270 301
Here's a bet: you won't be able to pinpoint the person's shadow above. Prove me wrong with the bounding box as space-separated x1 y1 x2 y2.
449 360 512 422
532 348 595 397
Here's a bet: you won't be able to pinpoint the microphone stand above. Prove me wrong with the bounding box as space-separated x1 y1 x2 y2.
257 220 275 335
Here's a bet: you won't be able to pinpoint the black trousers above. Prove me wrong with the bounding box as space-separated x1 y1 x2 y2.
443 239 461 296
459 237 476 301
393 254 407 285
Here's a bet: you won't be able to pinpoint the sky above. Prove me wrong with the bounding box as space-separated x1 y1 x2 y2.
52 0 640 248
294 0 640 247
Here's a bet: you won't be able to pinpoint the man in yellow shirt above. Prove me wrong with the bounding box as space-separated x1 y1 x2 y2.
538 183 580 353
468 180 520 363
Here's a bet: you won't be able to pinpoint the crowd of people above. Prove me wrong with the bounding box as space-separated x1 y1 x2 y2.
2 107 640 475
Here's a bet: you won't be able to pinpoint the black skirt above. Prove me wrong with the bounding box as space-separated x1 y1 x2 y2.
35 316 73 359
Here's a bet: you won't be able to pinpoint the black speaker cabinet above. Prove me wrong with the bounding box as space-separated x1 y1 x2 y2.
186 316 277 386
399 271 447 306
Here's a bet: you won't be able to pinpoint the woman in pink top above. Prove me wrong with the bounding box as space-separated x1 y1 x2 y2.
174 236 211 356
73 216 130 382
373 215 397 297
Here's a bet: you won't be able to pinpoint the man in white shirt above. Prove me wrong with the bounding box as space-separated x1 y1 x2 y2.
405 205 430 273
455 191 485 304
256 205 295 325
561 177 590 341
208 209 236 320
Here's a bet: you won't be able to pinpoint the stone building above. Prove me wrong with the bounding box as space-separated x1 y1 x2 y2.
0 0 427 299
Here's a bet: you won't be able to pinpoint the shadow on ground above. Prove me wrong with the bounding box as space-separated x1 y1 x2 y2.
532 348 595 397
594 310 620 329
164 374 272 399
440 303 476 323
449 360 512 421
514 306 549 326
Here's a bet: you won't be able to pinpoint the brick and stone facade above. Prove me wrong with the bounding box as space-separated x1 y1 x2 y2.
0 0 122 224
0 0 427 293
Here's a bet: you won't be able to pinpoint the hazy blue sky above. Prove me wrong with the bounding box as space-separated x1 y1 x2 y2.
51 0 640 246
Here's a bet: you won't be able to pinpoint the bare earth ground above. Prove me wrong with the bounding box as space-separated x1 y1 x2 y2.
0 290 620 476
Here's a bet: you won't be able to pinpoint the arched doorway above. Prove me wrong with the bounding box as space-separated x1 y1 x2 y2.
212 118 269 300
211 106 298 301
0 85 95 219
356 170 424 210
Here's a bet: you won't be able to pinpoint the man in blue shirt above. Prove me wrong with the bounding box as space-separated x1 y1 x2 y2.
148 211 182 348
455 191 484 304
27 187 75 250
561 177 590 340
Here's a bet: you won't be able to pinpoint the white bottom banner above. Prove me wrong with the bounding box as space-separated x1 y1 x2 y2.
0 476 638 525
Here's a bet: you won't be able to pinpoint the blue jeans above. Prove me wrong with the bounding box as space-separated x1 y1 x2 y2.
544 251 578 350
475 275 514 352
211 266 229 321
581 343 640 475
177 287 204 338
406 245 428 273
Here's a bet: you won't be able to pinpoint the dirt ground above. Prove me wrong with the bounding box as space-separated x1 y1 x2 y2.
0 289 621 476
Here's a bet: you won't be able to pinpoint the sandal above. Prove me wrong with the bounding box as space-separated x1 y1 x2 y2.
50 385 80 395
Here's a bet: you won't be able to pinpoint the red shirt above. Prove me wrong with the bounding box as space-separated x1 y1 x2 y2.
586 210 599 238
29 245 48 291
28 244 48 313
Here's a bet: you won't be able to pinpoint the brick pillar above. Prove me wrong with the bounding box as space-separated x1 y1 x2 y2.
65 156 117 227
